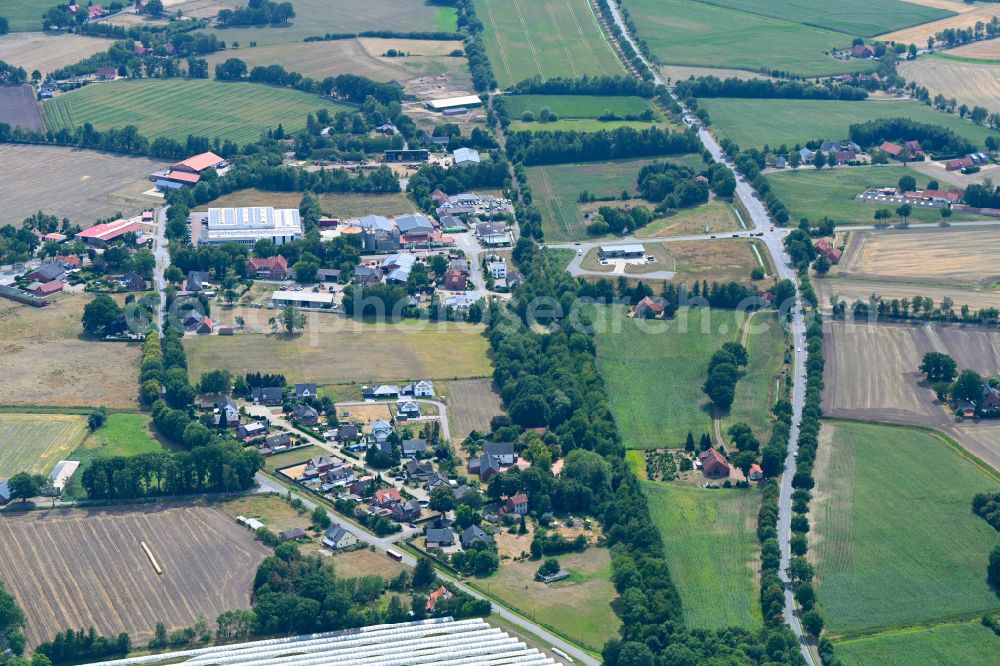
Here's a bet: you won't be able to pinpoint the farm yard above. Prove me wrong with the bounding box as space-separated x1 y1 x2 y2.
470 547 620 652
183 322 492 387
42 79 354 145
644 482 762 630
0 85 43 131
442 378 504 442
811 421 1000 636
0 145 164 227
899 56 1000 114
474 0 624 88
0 0 51 31
196 189 415 221
201 0 457 47
525 154 705 241
0 413 88 479
699 98 999 150
834 620 1000 666
833 228 1000 287
764 166 991 225
0 505 269 648
595 305 757 448
202 38 472 90
0 33 113 78
0 294 142 409
621 0 876 77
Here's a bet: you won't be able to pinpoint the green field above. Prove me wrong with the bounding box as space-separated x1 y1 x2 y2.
526 154 705 241
622 0 874 77
766 166 992 225
62 412 167 499
595 305 753 448
695 0 952 38
722 312 787 443
700 98 999 150
644 481 763 629
0 0 50 31
0 412 89 479
503 95 657 120
203 0 457 47
264 445 328 473
813 421 1000 634
475 0 624 88
43 79 353 145
835 620 1000 666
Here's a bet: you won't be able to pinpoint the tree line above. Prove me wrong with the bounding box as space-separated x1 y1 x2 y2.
303 30 464 42
849 117 978 156
216 0 295 27
676 76 868 102
508 75 657 98
505 125 701 166
455 0 497 92
35 628 130 665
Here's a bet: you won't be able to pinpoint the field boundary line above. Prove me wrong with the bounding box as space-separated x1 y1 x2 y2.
823 417 1000 484
0 405 144 415
827 610 1000 642
481 0 515 86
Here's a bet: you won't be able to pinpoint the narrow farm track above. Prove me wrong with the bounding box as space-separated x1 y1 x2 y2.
480 0 515 86
713 311 760 446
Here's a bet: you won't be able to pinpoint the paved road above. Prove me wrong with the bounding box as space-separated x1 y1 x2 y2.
153 205 169 334
600 2 816 662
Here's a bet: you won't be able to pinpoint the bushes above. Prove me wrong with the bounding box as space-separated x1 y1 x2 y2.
973 492 1000 532
35 629 130 665
675 76 867 101
530 533 587 558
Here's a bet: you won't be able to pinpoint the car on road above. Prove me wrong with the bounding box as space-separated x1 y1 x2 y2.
577 249 582 255
710 235 716 238
731 234 739 237
574 242 581 245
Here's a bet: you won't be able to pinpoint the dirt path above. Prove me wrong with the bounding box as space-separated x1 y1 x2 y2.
714 310 760 446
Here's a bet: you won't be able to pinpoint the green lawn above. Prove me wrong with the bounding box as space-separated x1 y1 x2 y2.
700 98 999 151
264 445 328 473
472 547 620 651
0 0 50 31
766 166 993 225
813 421 1000 634
62 412 167 500
595 305 750 448
722 312 788 443
622 0 874 77
644 481 763 629
0 412 89 478
43 79 353 145
203 0 456 47
475 0 624 88
526 154 705 241
834 620 1000 666
503 95 658 120
694 0 952 38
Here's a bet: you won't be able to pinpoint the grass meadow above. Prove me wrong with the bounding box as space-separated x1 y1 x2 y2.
622 0 873 77
0 412 89 478
700 98 999 150
0 0 50 31
644 481 763 629
594 306 752 448
62 412 167 499
43 79 353 144
722 312 788 443
834 619 1000 666
765 166 992 225
526 154 705 241
474 0 624 88
812 421 1000 634
503 95 658 120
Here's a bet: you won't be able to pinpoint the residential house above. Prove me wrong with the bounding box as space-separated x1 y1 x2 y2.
26 263 66 283
118 272 146 291
294 383 317 398
406 380 434 398
430 189 450 206
370 419 393 443
798 148 815 165
303 456 339 478
219 397 239 425
350 476 375 496
483 442 516 466
468 454 501 482
373 487 402 509
460 525 494 549
503 493 529 516
488 260 507 280
246 255 289 280
453 484 476 502
772 155 787 169
237 422 268 441
475 221 510 247
405 460 435 483
426 472 449 491
280 527 307 541
363 385 400 399
336 424 360 442
324 466 356 488
506 272 525 290
444 267 468 291
851 44 875 58
323 524 358 550
392 499 422 522
814 239 842 264
186 270 211 292
96 66 117 80
425 528 455 549
699 448 731 479
426 585 453 612
903 140 925 158
261 432 292 454
633 295 664 318
251 386 283 405
749 464 764 481
396 401 420 419
402 439 428 457
0 479 10 505
982 384 1000 412
354 265 383 286
291 403 319 424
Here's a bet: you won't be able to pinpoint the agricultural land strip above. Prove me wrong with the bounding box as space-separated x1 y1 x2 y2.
443 378 505 442
899 57 1000 114
0 413 89 479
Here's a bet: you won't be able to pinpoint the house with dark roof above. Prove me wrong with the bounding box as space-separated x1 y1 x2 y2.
294 383 317 398
336 423 360 442
323 524 358 550
26 263 66 283
699 448 731 479
483 442 516 465
237 422 268 441
460 525 493 549
402 438 428 457
392 499 422 522
280 527 307 541
982 384 1000 412
396 400 420 419
118 272 146 291
426 527 455 549
186 270 212 292
405 460 435 482
251 386 283 405
363 384 401 399
291 403 319 424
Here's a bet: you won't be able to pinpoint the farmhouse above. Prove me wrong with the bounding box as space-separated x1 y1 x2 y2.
904 189 962 204
814 239 842 264
851 44 876 58
196 207 303 246
26 263 66 283
322 524 358 550
699 448 731 479
426 585 453 611
96 67 118 81
271 289 334 310
246 255 289 280
633 295 664 318
280 527 307 541
28 280 64 297
599 243 646 260
453 147 481 168
77 219 143 247
427 95 482 112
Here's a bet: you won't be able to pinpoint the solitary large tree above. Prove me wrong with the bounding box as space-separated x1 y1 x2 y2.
281 305 307 334
7 472 44 502
953 369 984 404
919 352 957 383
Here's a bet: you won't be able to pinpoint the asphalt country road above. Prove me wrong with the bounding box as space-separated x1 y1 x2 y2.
598 2 815 661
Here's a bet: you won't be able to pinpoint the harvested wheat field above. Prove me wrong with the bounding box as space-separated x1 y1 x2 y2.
163 0 239 19
0 33 113 76
816 278 1000 315
0 144 164 227
835 229 1000 286
0 505 268 648
444 378 504 442
935 326 1000 376
0 294 141 408
899 57 1000 113
659 65 771 82
944 39 1000 60
878 5 1000 44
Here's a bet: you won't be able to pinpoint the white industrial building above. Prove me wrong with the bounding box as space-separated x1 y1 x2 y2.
271 290 335 310
49 460 80 492
196 207 303 246
427 95 482 111
452 147 481 168
81 617 558 665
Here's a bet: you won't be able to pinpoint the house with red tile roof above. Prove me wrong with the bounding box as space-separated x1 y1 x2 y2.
699 448 730 479
426 586 452 611
246 255 289 280
814 239 841 264
77 219 142 247
633 295 664 318
171 151 226 174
